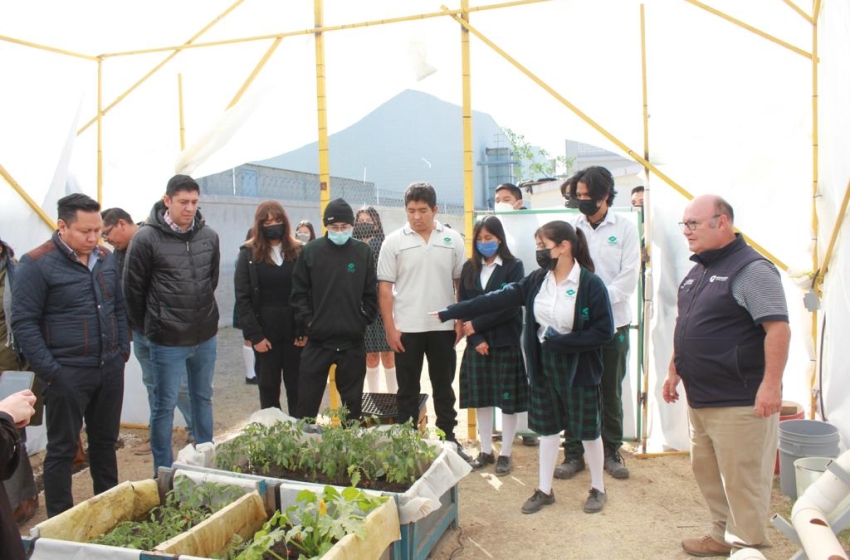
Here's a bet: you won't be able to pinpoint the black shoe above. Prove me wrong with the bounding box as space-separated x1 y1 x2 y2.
521 488 555 514
245 376 259 385
494 455 512 476
521 436 539 447
554 457 585 479
470 451 495 470
447 439 473 462
583 488 608 513
604 447 630 479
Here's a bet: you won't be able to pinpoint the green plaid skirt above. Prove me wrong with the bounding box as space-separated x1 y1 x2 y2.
529 349 602 437
459 345 529 414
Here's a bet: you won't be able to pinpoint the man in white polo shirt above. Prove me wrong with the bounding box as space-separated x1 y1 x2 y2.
378 182 469 459
556 166 640 480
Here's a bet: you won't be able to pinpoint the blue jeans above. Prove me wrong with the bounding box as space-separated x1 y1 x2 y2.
133 331 193 436
148 336 217 473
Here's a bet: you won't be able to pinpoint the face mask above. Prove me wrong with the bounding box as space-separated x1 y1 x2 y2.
262 224 285 240
578 199 600 217
295 231 312 243
494 202 515 213
328 229 352 246
476 240 499 258
535 248 558 270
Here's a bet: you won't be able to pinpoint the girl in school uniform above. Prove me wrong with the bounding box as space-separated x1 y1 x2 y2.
435 220 614 514
457 216 527 476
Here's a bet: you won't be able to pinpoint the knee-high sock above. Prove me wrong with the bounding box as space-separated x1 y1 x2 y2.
383 367 398 393
583 437 605 493
501 413 518 457
366 366 380 393
242 344 256 379
538 434 560 494
476 408 494 454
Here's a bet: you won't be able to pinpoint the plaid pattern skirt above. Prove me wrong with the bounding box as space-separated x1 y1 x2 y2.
459 345 530 414
529 349 602 437
364 313 392 353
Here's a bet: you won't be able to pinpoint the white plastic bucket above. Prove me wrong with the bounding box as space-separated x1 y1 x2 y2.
778 420 840 499
794 456 833 498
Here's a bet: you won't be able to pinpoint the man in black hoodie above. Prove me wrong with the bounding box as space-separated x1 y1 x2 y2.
290 198 377 421
124 175 220 474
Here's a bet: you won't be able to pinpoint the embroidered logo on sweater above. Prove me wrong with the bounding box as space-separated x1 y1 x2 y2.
347 263 356 273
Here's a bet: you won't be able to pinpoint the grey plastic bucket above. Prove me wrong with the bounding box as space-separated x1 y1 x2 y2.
778 419 840 499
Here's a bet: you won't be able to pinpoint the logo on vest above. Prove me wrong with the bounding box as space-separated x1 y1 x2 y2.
681 279 695 290
347 263 356 273
709 275 729 282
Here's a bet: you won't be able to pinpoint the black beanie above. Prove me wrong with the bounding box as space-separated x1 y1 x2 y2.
323 198 355 226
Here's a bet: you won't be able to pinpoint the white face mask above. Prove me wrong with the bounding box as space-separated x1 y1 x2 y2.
494 202 515 213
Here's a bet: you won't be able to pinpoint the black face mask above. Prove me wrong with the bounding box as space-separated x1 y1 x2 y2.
262 224 285 240
535 248 558 270
578 199 600 217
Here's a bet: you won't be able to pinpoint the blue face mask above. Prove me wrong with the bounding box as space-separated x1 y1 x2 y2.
476 240 499 258
328 229 353 246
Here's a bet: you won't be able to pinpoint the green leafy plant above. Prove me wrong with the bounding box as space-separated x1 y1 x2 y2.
229 485 388 560
91 478 244 550
215 409 440 490
503 126 574 181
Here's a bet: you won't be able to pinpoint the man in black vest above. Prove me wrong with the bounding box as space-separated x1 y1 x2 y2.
663 195 790 557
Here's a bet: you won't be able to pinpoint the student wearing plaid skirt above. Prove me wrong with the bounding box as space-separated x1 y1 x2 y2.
436 220 614 514
458 216 528 476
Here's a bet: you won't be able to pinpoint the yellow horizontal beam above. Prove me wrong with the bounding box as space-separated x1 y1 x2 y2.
0 34 98 61
101 0 553 58
683 0 812 59
0 163 57 230
443 6 790 272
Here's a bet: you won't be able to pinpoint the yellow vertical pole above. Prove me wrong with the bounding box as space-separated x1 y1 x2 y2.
314 0 339 420
639 3 651 454
809 0 821 418
460 0 477 441
97 57 103 204
178 74 186 151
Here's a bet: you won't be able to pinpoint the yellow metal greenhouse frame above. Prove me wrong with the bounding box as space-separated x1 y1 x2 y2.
2 0 846 450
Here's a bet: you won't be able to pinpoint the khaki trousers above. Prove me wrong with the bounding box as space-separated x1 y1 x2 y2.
688 405 778 547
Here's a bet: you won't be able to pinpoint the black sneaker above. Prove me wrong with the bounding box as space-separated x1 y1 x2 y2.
521 488 555 514
554 457 585 479
583 488 608 513
447 439 472 462
604 447 630 479
494 455 512 476
470 451 495 470
245 376 259 385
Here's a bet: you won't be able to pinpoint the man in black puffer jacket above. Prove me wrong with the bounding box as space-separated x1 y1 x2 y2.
12 193 129 517
124 175 220 474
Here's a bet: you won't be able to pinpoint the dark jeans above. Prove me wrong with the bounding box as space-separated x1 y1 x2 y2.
295 343 366 421
255 342 302 414
43 362 124 517
564 325 630 458
395 331 457 438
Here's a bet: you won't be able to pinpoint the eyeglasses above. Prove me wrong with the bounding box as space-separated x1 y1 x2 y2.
678 214 721 233
101 225 115 240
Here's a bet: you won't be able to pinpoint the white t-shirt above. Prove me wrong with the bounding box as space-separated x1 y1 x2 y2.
571 212 640 328
377 220 465 333
533 260 581 342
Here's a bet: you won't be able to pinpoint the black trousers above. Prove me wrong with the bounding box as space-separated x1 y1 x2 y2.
254 342 302 414
295 343 366 421
43 362 124 517
564 325 630 458
395 331 457 438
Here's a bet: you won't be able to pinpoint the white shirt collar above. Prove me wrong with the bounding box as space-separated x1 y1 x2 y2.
403 219 444 235
576 210 617 228
482 255 503 268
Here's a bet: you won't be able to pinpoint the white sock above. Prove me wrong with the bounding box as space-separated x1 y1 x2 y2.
500 413 518 457
384 367 398 393
476 408 494 454
538 434 560 494
242 344 256 379
366 366 380 392
583 437 605 493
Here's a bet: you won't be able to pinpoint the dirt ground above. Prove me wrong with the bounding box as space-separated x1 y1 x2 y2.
20 326 807 559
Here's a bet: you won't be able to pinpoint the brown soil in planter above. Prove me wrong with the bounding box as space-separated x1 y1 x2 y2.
20 327 815 559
